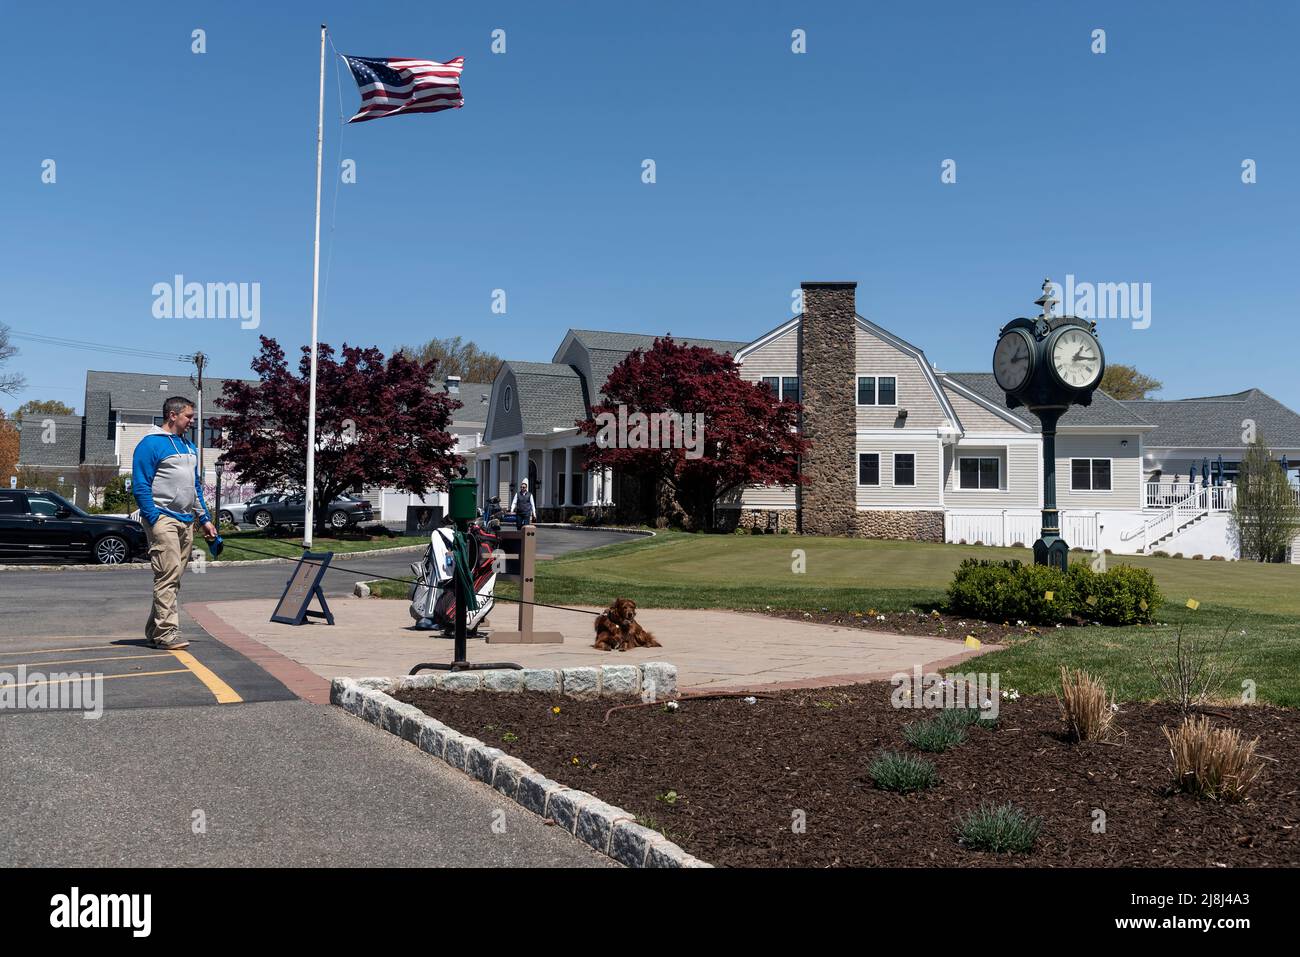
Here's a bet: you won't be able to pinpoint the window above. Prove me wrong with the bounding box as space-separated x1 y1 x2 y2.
857 376 897 406
760 376 779 395
202 419 221 448
894 453 915 486
1071 458 1112 491
504 385 513 412
0 494 24 515
959 456 1000 490
858 453 880 486
25 494 60 516
781 377 800 404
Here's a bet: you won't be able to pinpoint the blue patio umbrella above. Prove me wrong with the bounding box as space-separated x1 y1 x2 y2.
1215 454 1224 485
1189 464 1196 486
1202 457 1210 487
1282 454 1290 477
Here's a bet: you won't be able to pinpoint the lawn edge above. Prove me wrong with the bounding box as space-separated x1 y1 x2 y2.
330 666 713 869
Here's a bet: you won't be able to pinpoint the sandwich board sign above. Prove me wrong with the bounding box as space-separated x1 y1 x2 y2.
271 552 335 625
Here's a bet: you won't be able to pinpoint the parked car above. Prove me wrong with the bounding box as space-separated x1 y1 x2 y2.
245 492 374 531
216 491 282 527
0 488 148 564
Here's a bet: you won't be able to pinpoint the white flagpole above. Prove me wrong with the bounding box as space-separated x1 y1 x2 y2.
304 23 327 549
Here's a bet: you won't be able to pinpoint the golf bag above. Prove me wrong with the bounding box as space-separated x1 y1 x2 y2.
409 520 497 633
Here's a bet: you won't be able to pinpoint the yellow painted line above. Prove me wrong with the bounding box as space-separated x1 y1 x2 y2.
168 650 242 704
1 669 188 689
0 644 147 657
0 653 171 669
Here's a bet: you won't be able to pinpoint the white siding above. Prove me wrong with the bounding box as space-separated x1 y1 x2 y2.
740 484 797 507
739 326 799 380
942 386 1026 434
944 441 1040 508
855 327 948 429
855 435 943 507
1056 433 1142 509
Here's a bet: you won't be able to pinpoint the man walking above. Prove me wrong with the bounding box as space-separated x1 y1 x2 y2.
509 479 535 526
132 396 217 650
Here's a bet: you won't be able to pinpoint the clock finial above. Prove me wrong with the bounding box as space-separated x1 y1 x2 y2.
1034 278 1059 319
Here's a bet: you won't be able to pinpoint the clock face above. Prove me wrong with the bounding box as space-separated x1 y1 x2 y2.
993 330 1033 392
1050 328 1102 389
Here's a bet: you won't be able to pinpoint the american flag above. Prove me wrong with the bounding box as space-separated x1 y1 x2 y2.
342 55 464 123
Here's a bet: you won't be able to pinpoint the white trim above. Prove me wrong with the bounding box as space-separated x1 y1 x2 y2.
854 505 946 512
857 451 881 487
734 317 800 361
855 314 962 431
856 374 898 408
958 455 1001 491
937 375 1033 432
893 451 916 487
1069 457 1114 492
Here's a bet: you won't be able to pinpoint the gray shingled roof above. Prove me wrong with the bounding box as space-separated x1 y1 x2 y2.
443 380 492 428
1124 390 1300 448
17 415 84 468
568 330 748 355
503 362 590 434
86 370 256 414
944 373 1154 430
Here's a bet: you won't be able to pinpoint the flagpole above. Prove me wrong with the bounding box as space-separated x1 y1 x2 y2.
304 23 327 549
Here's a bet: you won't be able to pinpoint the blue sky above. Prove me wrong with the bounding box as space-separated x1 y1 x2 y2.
2 0 1297 412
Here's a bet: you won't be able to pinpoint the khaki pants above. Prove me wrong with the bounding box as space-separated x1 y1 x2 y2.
144 515 195 645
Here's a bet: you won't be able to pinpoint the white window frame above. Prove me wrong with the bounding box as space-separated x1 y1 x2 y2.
893 452 916 487
857 452 881 487
958 455 1000 490
1070 457 1113 491
856 375 898 407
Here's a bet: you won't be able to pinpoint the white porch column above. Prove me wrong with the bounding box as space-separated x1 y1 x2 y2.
542 448 554 507
489 452 499 502
563 446 575 507
601 466 614 505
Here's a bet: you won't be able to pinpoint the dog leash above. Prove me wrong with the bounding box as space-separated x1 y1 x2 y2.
209 539 603 616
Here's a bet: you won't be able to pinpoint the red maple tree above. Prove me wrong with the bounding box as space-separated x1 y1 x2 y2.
577 338 807 529
215 337 460 531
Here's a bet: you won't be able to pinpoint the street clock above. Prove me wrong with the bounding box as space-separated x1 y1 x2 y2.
991 279 1106 570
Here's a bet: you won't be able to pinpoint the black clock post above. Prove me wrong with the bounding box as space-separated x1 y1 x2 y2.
991 279 1106 572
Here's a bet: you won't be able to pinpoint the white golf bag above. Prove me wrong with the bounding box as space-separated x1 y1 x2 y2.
409 524 497 632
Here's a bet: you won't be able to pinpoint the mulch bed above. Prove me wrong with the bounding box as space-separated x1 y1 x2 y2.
759 607 1053 643
395 683 1300 867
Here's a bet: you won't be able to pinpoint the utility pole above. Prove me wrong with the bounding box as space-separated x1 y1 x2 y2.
191 351 207 493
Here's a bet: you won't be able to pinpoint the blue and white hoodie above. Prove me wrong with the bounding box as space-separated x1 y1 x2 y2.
131 426 212 526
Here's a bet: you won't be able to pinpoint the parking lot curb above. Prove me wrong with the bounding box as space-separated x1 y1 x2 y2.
331 666 712 869
0 542 429 573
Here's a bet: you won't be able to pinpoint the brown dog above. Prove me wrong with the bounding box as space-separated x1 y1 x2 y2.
593 598 660 652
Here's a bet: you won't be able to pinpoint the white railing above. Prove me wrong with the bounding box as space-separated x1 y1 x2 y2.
1145 481 1236 510
945 510 1095 549
1125 484 1215 550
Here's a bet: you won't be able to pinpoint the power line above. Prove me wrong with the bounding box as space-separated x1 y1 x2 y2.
6 330 192 364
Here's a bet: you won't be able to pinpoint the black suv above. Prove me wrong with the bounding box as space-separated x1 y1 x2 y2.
0 488 149 564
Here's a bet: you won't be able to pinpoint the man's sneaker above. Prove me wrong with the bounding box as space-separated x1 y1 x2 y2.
153 638 191 650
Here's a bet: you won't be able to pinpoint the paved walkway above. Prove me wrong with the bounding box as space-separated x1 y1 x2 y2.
189 596 996 694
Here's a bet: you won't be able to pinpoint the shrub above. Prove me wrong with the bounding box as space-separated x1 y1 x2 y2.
569 514 586 525
101 474 136 513
868 752 939 792
1088 563 1161 625
947 558 1068 624
955 802 1041 853
1152 550 1170 558
903 716 967 752
1163 715 1264 802
1056 666 1118 743
939 706 999 731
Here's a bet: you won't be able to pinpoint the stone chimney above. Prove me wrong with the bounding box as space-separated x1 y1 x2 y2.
798 281 858 536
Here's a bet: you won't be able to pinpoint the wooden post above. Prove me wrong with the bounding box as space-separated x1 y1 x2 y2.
487 525 564 643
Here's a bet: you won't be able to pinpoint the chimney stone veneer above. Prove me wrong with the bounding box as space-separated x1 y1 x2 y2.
798 282 859 535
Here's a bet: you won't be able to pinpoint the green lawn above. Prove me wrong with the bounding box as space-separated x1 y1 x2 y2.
369 530 1300 705
198 528 428 562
